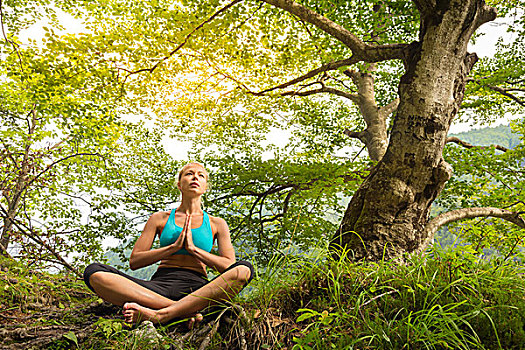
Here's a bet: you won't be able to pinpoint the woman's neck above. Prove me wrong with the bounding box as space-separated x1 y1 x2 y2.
177 197 203 214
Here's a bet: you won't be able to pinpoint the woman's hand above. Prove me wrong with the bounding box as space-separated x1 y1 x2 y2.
170 213 190 252
184 214 197 254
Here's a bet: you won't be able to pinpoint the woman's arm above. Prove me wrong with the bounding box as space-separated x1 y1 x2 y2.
129 212 187 270
185 216 236 273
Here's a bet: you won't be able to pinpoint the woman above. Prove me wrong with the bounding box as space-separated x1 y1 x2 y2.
83 162 254 324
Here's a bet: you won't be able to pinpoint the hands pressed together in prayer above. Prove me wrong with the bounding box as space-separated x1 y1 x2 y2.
171 213 197 254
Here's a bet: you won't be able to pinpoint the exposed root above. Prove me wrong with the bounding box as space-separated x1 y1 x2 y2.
0 300 120 349
198 307 229 350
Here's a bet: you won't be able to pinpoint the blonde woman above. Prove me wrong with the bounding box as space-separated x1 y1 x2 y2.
83 163 253 324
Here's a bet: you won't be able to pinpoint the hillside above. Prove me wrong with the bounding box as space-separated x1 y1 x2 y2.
1 248 524 349
450 124 522 149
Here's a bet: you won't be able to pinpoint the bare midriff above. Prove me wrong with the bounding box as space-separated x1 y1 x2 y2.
158 255 206 276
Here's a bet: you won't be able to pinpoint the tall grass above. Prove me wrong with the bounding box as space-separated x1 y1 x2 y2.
248 244 525 349
2 245 523 349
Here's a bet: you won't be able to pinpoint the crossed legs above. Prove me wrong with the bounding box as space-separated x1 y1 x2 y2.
85 263 253 325
87 272 176 309
123 265 252 324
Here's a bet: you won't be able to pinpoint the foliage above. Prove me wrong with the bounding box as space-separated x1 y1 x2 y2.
248 246 525 350
2 1 525 348
0 0 189 270
43 0 524 263
438 120 525 260
1 0 525 280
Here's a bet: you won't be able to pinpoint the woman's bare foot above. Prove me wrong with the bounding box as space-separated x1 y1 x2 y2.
187 313 203 329
123 302 164 324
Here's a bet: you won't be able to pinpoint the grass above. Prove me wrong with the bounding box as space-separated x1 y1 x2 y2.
245 245 525 349
1 245 524 349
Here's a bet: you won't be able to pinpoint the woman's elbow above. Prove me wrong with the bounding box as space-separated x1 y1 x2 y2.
221 257 236 271
129 256 140 270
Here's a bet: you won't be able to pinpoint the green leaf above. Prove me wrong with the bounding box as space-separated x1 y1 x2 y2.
63 331 78 346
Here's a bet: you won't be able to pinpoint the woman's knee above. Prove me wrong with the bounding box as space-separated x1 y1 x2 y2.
234 260 254 284
226 260 255 285
83 263 110 292
89 271 108 284
230 265 252 284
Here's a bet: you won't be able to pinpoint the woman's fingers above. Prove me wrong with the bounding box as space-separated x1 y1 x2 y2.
182 213 189 230
184 216 196 253
185 214 192 232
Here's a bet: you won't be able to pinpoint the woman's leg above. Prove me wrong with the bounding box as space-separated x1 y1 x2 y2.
84 263 176 309
123 263 253 324
88 272 177 309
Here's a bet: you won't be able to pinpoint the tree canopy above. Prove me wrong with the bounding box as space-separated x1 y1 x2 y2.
1 0 524 270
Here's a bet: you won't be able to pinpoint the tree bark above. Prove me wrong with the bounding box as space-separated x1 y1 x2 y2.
343 65 392 162
331 0 497 261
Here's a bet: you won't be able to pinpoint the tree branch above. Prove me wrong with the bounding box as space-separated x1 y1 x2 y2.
502 87 525 92
424 207 525 240
13 152 106 208
281 84 359 102
258 57 359 94
0 140 20 171
123 0 243 77
260 0 407 62
475 4 498 28
446 136 509 152
379 98 400 118
214 171 365 203
411 0 435 17
261 0 365 52
487 85 525 106
0 0 25 75
0 205 80 276
344 129 366 143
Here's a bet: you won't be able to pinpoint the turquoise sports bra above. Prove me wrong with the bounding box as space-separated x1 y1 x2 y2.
159 209 214 255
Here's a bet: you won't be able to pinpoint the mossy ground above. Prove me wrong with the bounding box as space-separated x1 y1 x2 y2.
1 247 524 349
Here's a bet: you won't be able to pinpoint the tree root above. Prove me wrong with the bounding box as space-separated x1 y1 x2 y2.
166 304 253 350
198 307 229 350
0 323 95 350
0 301 119 349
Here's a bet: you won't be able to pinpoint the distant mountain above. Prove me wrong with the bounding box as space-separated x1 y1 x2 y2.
450 124 522 149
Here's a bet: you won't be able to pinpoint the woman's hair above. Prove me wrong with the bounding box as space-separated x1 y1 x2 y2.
177 162 209 182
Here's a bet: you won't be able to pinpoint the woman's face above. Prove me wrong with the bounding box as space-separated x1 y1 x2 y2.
177 164 208 196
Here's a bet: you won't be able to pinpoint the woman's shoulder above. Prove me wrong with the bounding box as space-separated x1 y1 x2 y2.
149 210 171 223
208 214 228 231
208 214 225 224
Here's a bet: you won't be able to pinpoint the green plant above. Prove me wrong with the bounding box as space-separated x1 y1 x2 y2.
253 245 525 350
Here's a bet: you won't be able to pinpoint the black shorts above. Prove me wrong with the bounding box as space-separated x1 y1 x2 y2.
83 260 254 301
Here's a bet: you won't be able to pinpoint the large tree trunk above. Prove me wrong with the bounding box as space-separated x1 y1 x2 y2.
331 0 497 261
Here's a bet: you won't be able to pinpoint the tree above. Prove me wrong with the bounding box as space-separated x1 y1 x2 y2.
230 0 525 261
95 0 525 261
0 1 186 272
5 0 524 265
0 5 120 267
